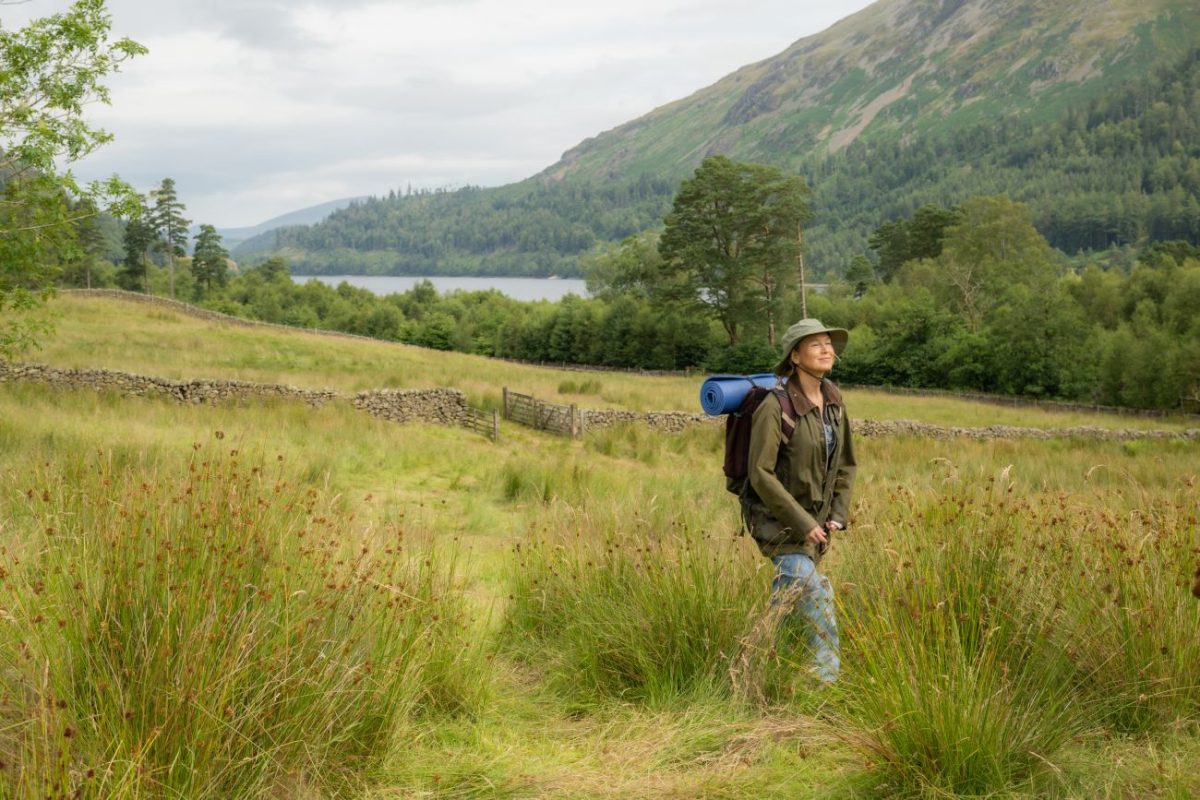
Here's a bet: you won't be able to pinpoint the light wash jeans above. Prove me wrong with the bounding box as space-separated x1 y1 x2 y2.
771 553 839 683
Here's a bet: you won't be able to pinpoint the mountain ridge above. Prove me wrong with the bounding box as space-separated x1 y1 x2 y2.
238 0 1200 276
542 0 1187 184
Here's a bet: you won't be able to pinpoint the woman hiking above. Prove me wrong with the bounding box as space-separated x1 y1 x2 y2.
741 318 856 683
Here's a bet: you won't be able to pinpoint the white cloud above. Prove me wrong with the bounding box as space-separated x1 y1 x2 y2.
5 0 876 226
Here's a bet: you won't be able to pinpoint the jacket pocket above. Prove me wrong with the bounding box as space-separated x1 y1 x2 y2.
745 504 792 546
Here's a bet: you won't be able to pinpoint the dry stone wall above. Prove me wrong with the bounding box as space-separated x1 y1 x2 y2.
582 409 718 433
352 388 467 426
851 419 1200 442
579 407 1198 442
6 359 1194 442
0 362 338 406
0 361 467 428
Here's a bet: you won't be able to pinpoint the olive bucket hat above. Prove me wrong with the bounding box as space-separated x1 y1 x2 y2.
773 318 849 376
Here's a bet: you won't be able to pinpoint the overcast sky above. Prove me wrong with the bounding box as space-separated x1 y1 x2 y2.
4 0 875 228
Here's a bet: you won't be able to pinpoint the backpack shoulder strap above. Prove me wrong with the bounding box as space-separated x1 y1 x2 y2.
772 386 796 441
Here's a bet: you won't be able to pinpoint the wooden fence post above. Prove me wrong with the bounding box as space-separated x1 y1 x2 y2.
570 403 578 438
502 387 509 420
492 409 499 441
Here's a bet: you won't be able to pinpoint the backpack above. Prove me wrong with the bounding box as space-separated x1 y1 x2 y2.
724 385 796 496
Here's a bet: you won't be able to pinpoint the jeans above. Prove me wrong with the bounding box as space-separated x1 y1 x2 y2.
771 553 839 683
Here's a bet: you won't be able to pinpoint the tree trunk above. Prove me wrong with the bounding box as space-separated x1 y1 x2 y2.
763 269 777 348
797 222 808 318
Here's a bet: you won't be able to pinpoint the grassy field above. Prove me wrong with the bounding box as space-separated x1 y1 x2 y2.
30 293 1200 429
0 294 1197 798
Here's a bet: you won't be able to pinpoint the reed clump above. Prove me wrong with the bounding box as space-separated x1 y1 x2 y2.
557 378 603 396
0 441 485 798
834 472 1200 796
501 508 772 708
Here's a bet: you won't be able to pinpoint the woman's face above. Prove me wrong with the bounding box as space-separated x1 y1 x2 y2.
790 333 835 376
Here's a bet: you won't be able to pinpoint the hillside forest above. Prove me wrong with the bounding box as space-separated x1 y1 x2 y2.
234 47 1200 280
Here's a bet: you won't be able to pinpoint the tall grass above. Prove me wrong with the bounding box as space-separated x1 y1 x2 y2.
501 506 772 707
833 473 1200 796
4 305 1199 799
0 442 486 798
500 461 1199 795
1042 476 1200 732
834 481 1079 795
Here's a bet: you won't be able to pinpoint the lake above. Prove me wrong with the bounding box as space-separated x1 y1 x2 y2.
292 275 589 302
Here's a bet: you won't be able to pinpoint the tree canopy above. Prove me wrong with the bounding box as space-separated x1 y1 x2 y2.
658 156 811 346
0 0 145 358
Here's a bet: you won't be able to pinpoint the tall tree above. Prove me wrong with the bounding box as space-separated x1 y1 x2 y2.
0 0 145 358
583 231 662 300
191 223 229 297
150 177 190 299
658 156 810 346
924 196 1059 331
119 199 156 292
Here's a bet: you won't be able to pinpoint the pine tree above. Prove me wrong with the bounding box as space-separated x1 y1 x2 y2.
658 156 810 346
150 178 191 299
191 224 230 297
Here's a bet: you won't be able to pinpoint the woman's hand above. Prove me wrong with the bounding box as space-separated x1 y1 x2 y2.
808 520 843 547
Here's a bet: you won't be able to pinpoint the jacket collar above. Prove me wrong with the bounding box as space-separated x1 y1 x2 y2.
785 377 843 416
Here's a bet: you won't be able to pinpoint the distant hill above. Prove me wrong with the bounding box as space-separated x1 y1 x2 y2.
207 197 363 251
238 0 1200 277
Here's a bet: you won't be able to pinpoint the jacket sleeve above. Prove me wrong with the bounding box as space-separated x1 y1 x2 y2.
829 409 856 527
747 394 819 542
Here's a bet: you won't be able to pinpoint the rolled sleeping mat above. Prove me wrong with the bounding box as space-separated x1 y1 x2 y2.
699 373 780 416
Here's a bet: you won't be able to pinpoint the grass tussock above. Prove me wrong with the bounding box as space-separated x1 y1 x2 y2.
0 442 487 798
832 473 1200 796
500 508 774 708
557 378 603 396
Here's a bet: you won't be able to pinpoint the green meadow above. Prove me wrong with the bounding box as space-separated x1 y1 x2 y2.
0 294 1197 798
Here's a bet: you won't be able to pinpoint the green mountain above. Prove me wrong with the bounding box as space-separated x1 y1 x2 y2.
237 0 1200 277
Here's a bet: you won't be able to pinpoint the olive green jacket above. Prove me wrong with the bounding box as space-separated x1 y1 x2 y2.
742 379 856 559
